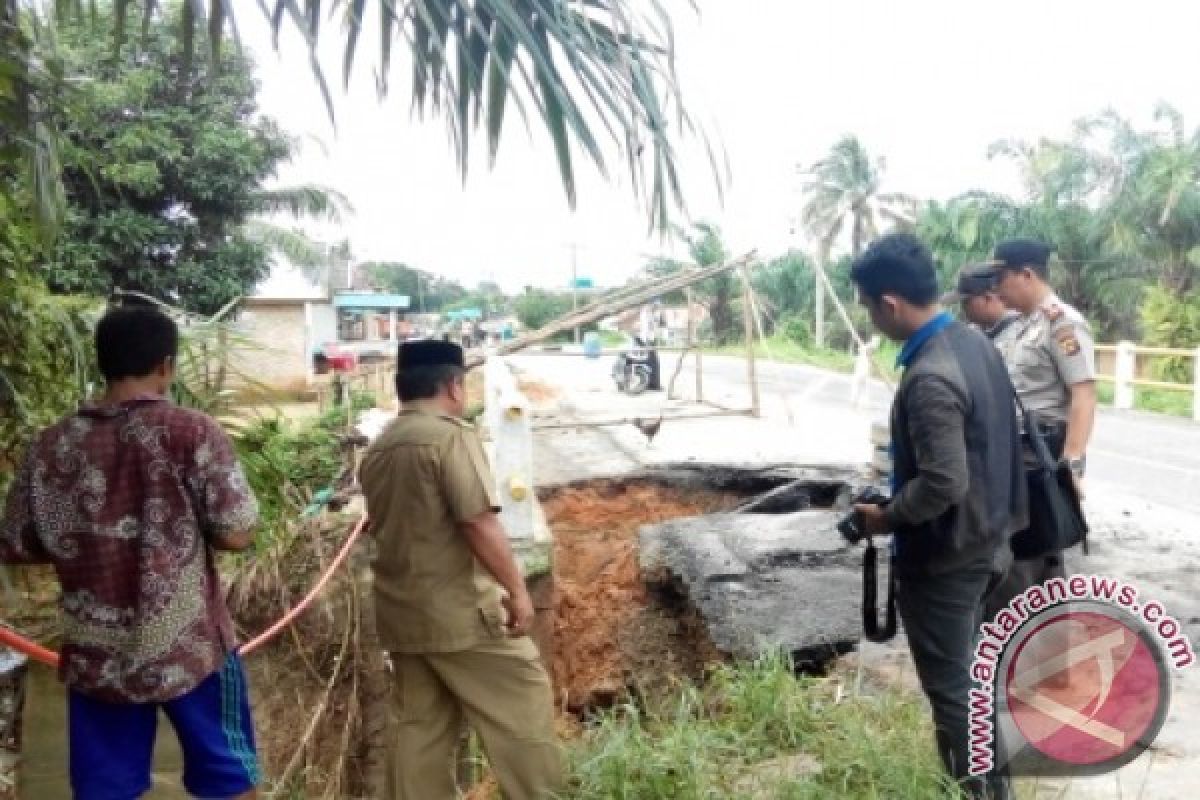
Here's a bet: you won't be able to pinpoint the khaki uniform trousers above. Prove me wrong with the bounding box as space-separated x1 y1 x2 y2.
386 634 563 800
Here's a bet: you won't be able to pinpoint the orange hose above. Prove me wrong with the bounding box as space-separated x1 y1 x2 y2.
1 514 370 670
238 513 369 656
0 624 59 668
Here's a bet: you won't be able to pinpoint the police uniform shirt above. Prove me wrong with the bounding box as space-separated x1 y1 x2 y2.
1004 294 1096 424
360 409 505 653
986 311 1021 345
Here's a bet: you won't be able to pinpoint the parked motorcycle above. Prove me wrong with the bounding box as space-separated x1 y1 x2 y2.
612 338 660 395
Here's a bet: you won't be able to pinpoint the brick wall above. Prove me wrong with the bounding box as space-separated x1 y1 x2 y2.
234 304 310 391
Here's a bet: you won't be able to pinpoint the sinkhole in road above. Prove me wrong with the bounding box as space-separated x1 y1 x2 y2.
538 463 866 714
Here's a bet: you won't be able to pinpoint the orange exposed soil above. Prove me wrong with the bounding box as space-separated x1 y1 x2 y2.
541 480 741 711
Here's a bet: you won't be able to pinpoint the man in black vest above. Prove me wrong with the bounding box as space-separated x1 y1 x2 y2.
851 234 1027 799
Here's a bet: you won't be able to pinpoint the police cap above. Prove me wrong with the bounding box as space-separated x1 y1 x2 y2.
941 263 1000 304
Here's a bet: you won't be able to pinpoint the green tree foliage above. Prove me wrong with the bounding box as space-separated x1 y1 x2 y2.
643 222 741 345
40 9 295 314
916 192 1025 286
1090 104 1200 293
514 287 573 331
914 106 1200 343
987 135 1139 338
0 5 65 245
233 415 343 544
1141 286 1200 382
0 278 97 488
0 9 92 484
752 251 814 333
445 281 511 318
359 261 468 313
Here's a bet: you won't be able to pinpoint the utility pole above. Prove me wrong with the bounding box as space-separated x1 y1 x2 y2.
815 243 828 349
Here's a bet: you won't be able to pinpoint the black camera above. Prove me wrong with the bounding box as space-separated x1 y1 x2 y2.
837 487 890 544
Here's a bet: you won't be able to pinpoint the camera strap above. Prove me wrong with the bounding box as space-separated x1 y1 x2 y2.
862 537 897 642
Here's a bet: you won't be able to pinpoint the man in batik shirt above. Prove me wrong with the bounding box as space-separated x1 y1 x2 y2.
1 305 260 800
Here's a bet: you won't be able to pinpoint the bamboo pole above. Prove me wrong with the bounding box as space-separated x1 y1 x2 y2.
740 264 761 418
465 252 757 369
811 256 896 391
689 289 704 404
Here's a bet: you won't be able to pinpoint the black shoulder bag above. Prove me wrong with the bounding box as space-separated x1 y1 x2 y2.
1009 393 1089 559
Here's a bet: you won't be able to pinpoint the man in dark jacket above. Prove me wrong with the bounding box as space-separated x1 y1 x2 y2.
851 234 1026 799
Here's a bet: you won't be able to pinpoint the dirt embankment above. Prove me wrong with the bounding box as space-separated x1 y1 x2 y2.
542 480 742 712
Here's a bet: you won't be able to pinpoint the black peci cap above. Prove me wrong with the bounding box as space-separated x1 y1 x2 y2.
941 263 1000 304
398 340 465 370
993 239 1051 272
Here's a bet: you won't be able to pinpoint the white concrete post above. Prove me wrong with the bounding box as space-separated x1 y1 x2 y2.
483 357 535 541
869 419 892 488
850 336 878 409
303 302 314 388
1114 340 1136 410
1192 347 1200 422
388 310 397 343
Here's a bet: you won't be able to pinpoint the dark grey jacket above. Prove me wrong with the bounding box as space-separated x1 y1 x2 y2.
886 320 1028 577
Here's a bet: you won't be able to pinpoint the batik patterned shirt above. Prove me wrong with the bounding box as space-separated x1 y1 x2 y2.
0 395 258 703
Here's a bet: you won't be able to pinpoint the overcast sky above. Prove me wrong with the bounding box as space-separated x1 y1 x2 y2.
245 0 1200 295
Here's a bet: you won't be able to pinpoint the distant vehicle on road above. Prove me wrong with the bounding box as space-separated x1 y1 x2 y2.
612 337 661 394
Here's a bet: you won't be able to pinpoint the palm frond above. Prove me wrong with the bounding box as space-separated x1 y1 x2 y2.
265 0 709 230
253 184 353 220
15 1 712 240
1 7 67 245
242 220 330 277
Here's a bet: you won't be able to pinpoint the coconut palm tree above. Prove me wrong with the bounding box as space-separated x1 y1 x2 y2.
916 192 1023 285
1094 104 1200 293
988 131 1145 337
799 135 915 346
242 184 353 289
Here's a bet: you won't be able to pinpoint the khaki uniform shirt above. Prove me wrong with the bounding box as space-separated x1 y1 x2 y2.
1000 294 1096 425
360 409 504 653
985 312 1021 348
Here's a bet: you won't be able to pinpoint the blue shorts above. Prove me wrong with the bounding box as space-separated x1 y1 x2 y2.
69 653 259 800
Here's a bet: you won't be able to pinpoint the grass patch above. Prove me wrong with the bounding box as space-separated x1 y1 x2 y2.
562 653 954 799
233 413 347 545
1096 379 1192 418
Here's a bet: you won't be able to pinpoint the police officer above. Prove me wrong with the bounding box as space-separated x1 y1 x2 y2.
985 239 1096 619
941 263 1020 345
360 340 563 800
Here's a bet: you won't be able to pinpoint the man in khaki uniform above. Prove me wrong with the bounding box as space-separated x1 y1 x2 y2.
985 239 1096 620
360 340 563 800
942 263 1020 346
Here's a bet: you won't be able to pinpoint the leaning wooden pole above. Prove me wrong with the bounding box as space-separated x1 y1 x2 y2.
740 264 761 418
688 288 703 404
465 252 757 369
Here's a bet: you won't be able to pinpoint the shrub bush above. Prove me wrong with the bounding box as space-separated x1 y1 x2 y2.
781 316 813 346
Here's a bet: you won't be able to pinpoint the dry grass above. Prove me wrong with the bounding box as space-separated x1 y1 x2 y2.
230 513 388 799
